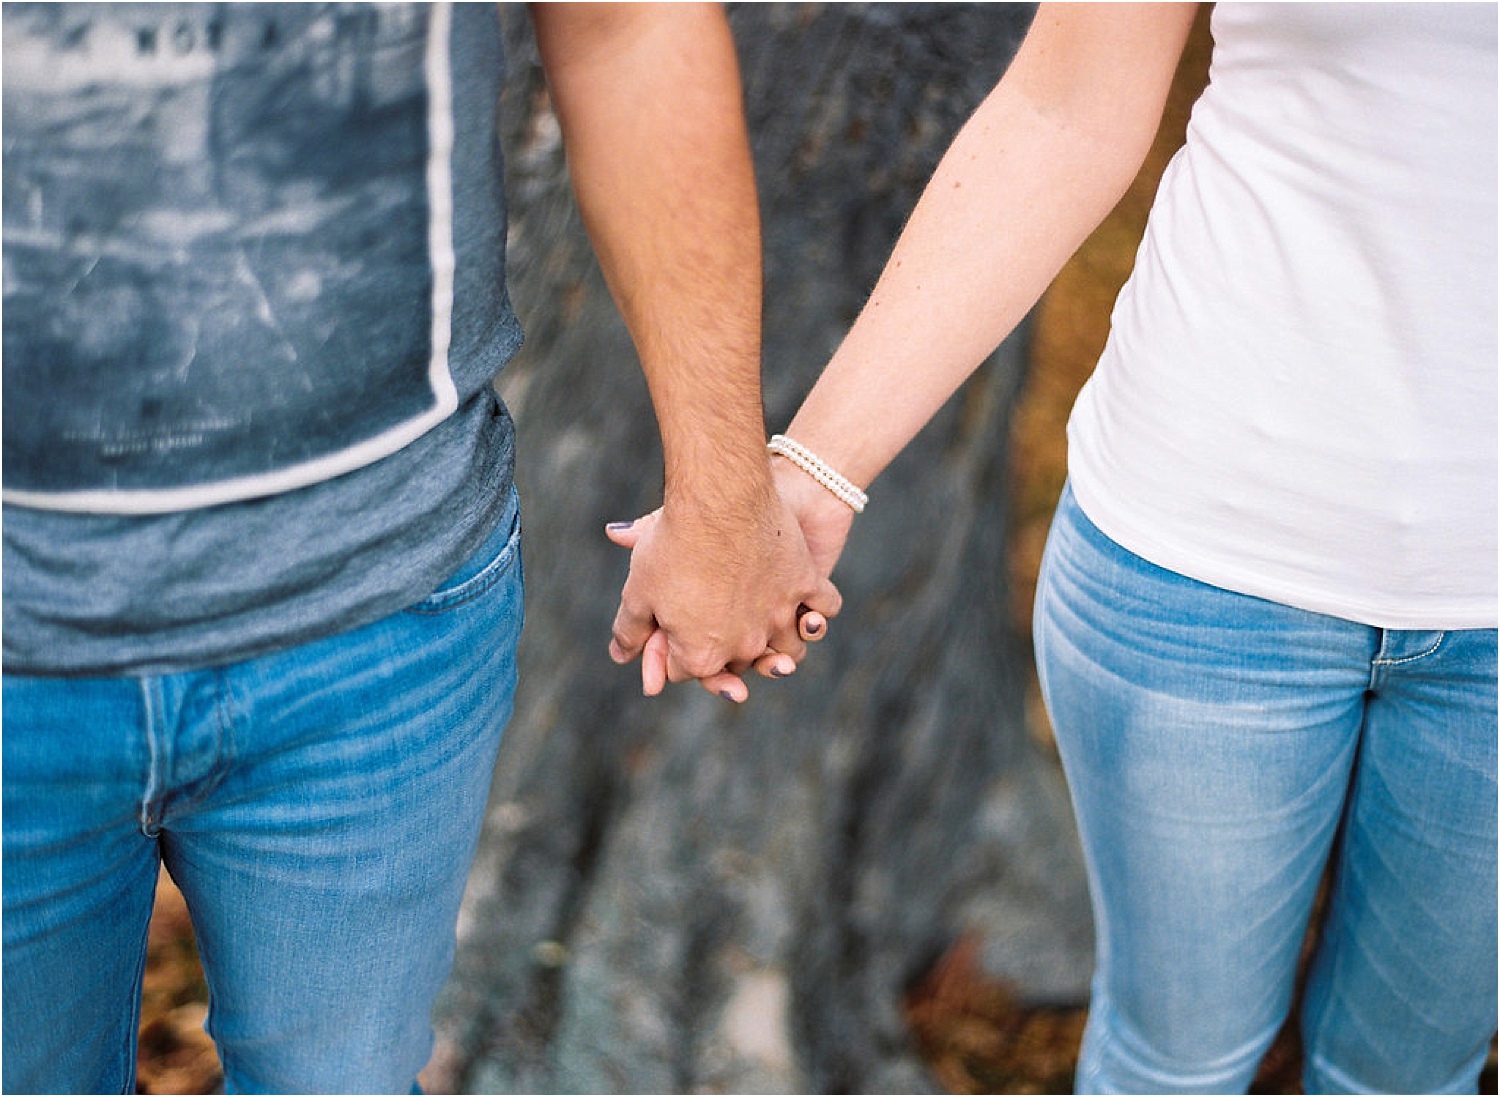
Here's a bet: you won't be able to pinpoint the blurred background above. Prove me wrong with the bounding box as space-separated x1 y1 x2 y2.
135 5 1488 1095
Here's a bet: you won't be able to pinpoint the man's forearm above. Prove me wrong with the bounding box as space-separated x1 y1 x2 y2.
531 3 771 515
534 3 838 691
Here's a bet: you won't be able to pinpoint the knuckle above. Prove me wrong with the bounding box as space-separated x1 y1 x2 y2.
684 656 725 680
673 649 722 680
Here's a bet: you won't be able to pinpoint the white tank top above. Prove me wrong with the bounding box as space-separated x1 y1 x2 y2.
1066 2 1497 630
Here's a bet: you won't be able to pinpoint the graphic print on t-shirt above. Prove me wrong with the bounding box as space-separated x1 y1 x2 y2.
2 3 457 512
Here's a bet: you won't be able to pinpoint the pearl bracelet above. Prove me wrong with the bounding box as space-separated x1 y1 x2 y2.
767 434 868 514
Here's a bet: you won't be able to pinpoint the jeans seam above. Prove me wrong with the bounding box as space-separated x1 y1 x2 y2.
138 677 165 837
1371 632 1446 668
407 510 521 616
118 894 153 1093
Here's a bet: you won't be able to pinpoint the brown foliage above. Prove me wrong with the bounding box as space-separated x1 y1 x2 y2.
137 873 221 1094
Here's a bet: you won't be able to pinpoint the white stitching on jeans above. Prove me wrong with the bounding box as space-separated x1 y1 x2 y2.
138 678 165 836
1371 632 1446 667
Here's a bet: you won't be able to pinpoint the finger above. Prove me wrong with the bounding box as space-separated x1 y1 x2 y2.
804 575 844 620
670 651 754 684
663 648 748 702
753 651 797 680
798 609 828 643
605 521 640 549
604 508 661 550
641 629 669 696
698 671 748 703
765 621 807 666
609 598 654 665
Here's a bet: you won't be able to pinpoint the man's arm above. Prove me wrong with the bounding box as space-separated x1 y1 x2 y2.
529 3 840 697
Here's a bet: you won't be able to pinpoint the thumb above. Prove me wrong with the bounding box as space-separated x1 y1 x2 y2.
804 575 844 621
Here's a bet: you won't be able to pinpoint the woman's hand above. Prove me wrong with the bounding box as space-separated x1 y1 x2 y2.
768 453 857 582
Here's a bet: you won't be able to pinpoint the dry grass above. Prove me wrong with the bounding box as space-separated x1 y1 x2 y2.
905 934 1088 1096
136 873 222 1094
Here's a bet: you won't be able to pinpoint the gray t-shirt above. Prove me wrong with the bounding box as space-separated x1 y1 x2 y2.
2 3 524 675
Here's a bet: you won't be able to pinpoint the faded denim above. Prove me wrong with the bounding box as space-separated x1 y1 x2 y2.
3 489 522 1095
1034 482 1497 1095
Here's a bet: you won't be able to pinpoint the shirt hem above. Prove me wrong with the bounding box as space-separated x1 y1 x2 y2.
1068 475 1498 633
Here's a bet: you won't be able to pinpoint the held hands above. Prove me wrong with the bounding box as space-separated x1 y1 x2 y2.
605 469 853 701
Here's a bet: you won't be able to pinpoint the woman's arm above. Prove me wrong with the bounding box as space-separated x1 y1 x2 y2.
777 3 1199 555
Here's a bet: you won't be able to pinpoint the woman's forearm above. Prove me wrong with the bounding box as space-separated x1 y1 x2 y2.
785 3 1199 493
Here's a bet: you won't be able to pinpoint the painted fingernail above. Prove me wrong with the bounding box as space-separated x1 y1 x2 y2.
719 690 737 702
804 619 823 636
770 666 789 678
607 520 634 531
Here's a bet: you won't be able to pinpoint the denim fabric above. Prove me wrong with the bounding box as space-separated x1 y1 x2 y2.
1034 483 1497 1095
2 488 522 1094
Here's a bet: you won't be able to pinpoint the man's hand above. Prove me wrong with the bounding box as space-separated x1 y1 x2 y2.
532 4 817 698
606 482 842 701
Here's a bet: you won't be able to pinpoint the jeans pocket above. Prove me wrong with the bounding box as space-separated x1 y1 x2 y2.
406 492 522 615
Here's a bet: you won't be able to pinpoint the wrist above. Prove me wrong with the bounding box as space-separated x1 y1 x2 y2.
771 454 857 528
662 454 780 531
766 435 867 514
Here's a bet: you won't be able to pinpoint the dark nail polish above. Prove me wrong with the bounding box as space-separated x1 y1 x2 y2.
719 690 737 702
770 667 788 678
607 520 634 530
805 620 823 636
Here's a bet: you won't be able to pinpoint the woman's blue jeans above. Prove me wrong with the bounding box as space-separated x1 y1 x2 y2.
1035 483 1497 1095
2 491 523 1095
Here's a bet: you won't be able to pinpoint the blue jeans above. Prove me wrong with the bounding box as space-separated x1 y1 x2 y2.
1034 483 1497 1095
2 490 523 1095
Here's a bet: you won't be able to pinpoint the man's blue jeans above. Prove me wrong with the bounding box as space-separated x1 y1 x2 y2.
2 490 523 1094
1035 483 1497 1095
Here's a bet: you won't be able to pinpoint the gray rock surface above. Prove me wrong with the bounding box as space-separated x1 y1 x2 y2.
434 6 1093 1092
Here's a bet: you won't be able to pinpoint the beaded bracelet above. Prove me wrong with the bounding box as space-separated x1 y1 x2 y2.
767 434 868 514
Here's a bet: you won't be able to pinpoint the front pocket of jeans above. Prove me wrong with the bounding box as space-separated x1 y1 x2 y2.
407 505 521 615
